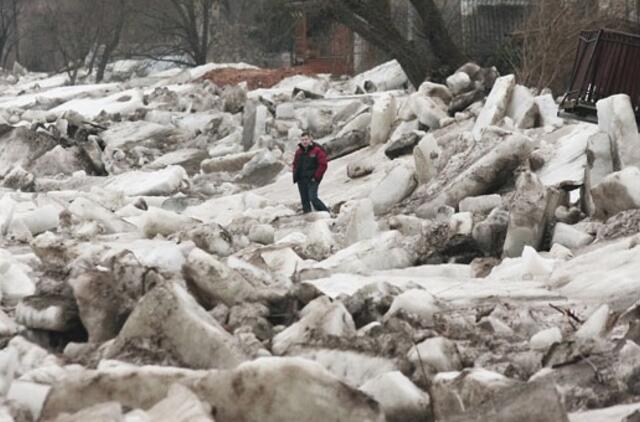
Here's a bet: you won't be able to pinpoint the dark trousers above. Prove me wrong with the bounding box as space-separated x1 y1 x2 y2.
297 179 329 213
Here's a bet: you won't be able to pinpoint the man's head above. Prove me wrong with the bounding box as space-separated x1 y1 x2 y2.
300 131 312 147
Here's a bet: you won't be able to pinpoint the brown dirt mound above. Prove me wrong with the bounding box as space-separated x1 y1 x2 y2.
201 66 320 90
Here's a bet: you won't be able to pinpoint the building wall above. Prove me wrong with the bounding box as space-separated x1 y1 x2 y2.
436 0 463 46
294 13 354 74
354 0 533 72
296 0 640 75
352 0 413 73
460 0 531 62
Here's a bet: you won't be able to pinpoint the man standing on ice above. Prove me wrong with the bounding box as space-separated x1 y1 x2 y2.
292 131 330 214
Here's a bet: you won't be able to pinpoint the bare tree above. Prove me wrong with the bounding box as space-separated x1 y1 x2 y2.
506 0 635 92
289 0 465 87
40 0 103 84
252 0 296 53
31 0 131 82
94 0 131 82
134 0 228 66
0 0 22 67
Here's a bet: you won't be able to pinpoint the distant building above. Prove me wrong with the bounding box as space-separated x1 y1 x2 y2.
459 0 532 61
291 0 534 75
292 0 640 76
293 11 355 74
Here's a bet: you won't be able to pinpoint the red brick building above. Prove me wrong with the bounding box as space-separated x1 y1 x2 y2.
291 1 417 75
293 13 355 75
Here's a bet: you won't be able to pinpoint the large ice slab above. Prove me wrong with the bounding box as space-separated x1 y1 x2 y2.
472 74 515 140
597 94 640 169
51 88 145 119
537 123 598 187
549 236 640 309
306 266 562 305
102 166 188 196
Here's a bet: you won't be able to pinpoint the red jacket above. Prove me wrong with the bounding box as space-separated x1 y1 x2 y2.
292 143 328 183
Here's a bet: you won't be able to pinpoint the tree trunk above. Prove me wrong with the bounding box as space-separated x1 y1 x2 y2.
11 0 19 62
96 45 112 82
97 14 125 81
392 46 431 88
96 0 130 82
294 0 464 87
69 65 79 85
197 0 212 65
409 0 464 73
0 1 11 65
328 0 433 87
87 45 99 76
0 36 6 67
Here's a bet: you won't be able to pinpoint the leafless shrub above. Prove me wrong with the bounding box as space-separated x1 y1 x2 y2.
505 0 639 93
0 0 22 68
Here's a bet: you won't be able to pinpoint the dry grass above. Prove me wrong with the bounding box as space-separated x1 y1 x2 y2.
201 65 323 90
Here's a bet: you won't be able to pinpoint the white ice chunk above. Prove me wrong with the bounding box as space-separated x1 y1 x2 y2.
103 166 188 196
472 74 516 140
